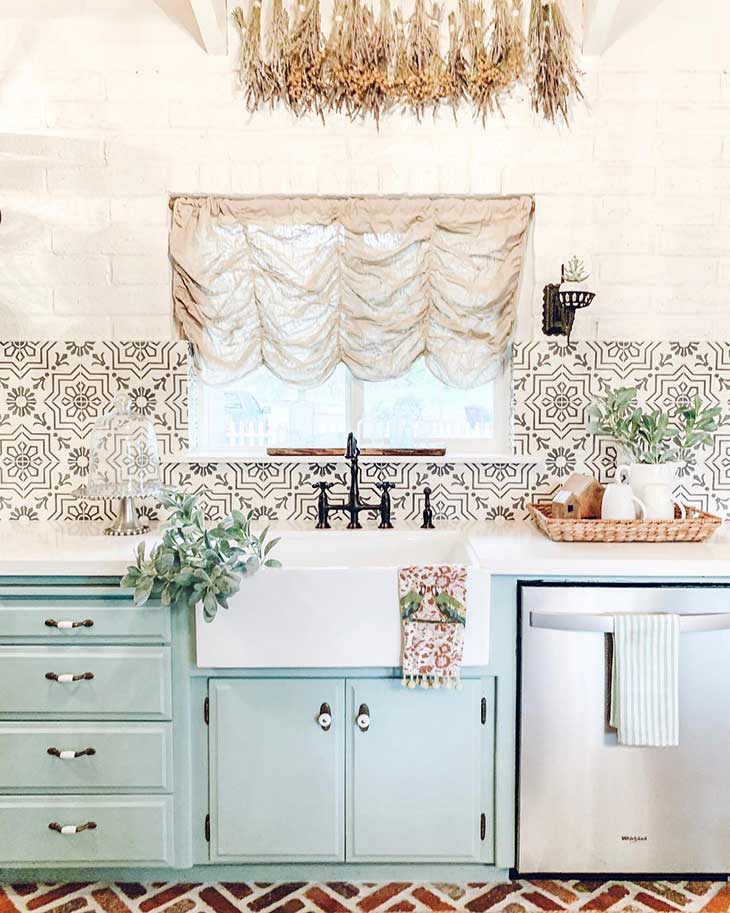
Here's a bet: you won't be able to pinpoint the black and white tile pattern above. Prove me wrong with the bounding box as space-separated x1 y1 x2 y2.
0 342 188 523
513 340 730 519
1 339 729 523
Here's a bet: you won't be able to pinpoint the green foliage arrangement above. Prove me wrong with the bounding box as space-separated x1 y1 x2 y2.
588 386 721 465
121 489 281 622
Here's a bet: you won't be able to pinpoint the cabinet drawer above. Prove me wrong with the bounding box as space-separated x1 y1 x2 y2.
0 723 172 792
0 647 171 719
0 796 174 866
0 597 169 643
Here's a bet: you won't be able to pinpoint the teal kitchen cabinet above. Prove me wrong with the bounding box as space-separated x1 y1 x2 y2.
346 677 494 863
208 676 494 866
208 678 345 862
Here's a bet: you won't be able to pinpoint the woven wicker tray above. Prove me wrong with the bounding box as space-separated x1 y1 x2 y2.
528 502 722 543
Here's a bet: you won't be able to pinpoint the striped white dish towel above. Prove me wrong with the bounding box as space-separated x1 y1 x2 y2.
609 613 680 747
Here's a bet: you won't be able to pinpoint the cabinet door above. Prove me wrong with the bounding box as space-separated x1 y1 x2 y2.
209 678 345 862
347 677 494 863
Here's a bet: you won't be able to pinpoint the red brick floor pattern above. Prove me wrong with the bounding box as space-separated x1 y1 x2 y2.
0 883 728 913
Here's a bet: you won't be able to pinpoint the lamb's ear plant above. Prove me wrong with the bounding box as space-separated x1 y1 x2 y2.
588 386 721 465
121 489 281 622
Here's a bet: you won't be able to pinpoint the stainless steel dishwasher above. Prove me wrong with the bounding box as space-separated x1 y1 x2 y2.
517 582 730 875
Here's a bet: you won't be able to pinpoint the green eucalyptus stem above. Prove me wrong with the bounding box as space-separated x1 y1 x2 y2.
588 387 721 465
121 488 281 623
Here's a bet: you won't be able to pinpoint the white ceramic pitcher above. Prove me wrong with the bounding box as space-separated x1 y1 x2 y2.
601 466 647 520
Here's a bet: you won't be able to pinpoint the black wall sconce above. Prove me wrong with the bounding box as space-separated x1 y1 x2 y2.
542 260 595 342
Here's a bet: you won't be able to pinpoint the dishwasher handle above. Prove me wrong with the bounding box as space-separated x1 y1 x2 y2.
530 611 730 634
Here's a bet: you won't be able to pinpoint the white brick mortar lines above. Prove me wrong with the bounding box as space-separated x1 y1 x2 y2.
0 0 729 342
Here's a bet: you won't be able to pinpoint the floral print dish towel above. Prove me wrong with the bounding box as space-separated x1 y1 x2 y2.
399 565 468 689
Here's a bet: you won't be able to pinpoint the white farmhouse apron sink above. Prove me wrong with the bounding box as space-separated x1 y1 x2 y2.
195 530 490 668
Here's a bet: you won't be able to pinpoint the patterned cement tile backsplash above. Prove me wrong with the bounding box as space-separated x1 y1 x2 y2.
162 458 549 525
0 341 188 523
0 339 729 524
513 340 730 519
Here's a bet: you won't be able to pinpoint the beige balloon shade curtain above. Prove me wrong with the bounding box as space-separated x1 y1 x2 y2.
170 195 533 389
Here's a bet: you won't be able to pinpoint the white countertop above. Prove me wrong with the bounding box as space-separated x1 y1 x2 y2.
3 520 730 578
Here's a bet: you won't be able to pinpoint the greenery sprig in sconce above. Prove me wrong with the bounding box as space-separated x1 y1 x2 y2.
233 0 582 125
542 255 595 342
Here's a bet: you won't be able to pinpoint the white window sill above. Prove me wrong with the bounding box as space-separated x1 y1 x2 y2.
162 451 542 465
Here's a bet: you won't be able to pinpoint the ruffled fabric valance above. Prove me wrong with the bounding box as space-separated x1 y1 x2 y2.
170 195 533 389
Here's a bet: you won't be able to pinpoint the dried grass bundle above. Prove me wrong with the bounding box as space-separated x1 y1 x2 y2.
395 0 444 120
325 0 391 124
233 0 582 126
489 0 525 89
459 0 505 124
528 0 582 123
267 0 291 105
286 0 326 117
442 11 468 118
322 0 350 113
369 0 397 121
233 4 272 112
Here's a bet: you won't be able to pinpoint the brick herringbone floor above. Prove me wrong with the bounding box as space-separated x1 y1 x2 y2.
1 882 730 913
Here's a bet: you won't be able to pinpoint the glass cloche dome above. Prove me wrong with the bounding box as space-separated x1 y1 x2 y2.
86 392 162 535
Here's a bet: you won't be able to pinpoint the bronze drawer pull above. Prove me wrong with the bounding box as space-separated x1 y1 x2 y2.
45 672 94 683
48 821 97 835
47 747 96 759
45 618 94 629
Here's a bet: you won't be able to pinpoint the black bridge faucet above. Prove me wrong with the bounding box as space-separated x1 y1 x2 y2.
314 432 393 529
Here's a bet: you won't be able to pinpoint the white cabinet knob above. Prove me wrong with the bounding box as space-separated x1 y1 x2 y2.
317 702 332 731
356 703 370 731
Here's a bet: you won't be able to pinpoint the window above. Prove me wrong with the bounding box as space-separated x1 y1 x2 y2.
190 358 510 455
173 195 530 457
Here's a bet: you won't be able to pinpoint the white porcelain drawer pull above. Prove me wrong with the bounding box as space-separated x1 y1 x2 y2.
47 747 96 760
45 619 94 629
48 821 97 835
45 672 94 683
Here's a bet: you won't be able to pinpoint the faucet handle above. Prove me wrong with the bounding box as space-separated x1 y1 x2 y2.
314 480 334 530
421 486 435 530
345 432 360 461
376 480 395 530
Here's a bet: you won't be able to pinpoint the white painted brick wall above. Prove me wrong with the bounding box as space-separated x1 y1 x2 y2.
0 0 728 340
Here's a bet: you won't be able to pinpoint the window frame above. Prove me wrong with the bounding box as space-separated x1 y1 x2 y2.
188 358 512 458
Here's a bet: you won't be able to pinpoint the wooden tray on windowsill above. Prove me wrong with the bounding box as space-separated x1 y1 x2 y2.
528 502 722 543
266 447 447 457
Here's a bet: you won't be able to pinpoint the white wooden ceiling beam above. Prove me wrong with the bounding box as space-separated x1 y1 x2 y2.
189 0 228 55
582 0 622 55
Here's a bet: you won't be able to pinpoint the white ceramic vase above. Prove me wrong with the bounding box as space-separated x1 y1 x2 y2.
618 462 682 520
